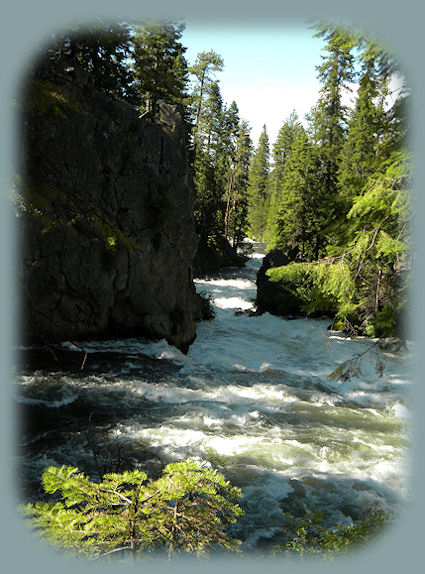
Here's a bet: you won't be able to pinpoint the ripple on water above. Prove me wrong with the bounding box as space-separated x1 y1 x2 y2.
16 244 413 549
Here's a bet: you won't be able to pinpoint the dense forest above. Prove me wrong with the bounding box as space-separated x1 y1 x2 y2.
254 25 410 339
188 22 410 339
21 19 410 339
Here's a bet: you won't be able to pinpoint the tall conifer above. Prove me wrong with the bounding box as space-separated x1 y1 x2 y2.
247 126 270 239
266 111 303 240
132 21 188 116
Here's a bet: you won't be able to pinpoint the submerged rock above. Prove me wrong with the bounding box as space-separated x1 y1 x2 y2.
19 75 202 352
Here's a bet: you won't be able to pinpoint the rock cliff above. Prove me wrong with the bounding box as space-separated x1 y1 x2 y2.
19 75 202 352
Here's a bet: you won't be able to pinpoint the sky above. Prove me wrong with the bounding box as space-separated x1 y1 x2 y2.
182 25 327 147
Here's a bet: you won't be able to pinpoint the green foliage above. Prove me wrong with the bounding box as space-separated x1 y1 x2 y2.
20 79 86 117
337 57 386 207
265 111 303 240
31 21 137 103
247 126 270 239
311 22 357 214
189 51 252 269
21 461 244 560
193 149 223 240
271 128 329 260
89 215 138 253
13 179 138 253
327 339 385 381
132 21 189 116
345 150 410 336
224 116 253 248
273 510 391 559
264 22 410 338
189 50 224 151
267 257 355 317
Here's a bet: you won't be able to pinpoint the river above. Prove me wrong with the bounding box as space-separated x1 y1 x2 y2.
16 242 412 553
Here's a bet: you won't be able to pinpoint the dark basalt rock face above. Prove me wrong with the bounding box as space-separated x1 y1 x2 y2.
255 249 303 316
19 75 202 352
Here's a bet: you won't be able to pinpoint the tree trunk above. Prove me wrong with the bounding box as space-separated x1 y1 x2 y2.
224 168 235 238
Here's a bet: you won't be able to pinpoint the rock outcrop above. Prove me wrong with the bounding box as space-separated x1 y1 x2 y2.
193 234 247 276
19 76 202 352
256 249 303 316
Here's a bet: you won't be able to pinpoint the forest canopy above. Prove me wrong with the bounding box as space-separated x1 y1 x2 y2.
249 23 410 337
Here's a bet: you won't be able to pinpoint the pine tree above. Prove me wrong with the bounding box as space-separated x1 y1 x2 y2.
31 22 136 103
273 129 326 260
189 53 250 272
311 23 357 233
189 50 224 150
266 111 303 240
206 82 226 162
267 23 410 337
226 119 253 247
132 21 188 117
192 80 226 246
222 101 241 238
21 461 244 559
338 55 385 208
247 125 270 239
345 149 410 335
193 149 222 240
269 147 410 337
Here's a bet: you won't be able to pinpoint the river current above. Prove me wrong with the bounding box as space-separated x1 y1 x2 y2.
16 242 412 552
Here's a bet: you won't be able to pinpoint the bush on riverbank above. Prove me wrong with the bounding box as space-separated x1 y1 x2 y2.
273 509 391 558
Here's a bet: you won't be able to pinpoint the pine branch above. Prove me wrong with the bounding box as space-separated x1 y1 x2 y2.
94 546 131 559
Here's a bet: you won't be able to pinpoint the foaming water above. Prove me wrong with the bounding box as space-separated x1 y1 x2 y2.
16 242 412 551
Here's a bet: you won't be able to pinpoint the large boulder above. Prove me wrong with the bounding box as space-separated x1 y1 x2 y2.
19 77 202 352
256 249 303 316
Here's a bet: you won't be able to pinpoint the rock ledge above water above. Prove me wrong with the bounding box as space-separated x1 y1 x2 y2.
255 249 303 317
19 76 202 352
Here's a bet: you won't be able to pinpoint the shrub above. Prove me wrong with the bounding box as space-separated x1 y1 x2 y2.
273 510 391 559
20 460 244 560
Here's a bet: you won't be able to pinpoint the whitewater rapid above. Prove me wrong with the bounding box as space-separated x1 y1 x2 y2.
16 244 412 551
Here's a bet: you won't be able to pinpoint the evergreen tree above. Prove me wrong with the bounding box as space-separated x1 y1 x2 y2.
266 111 303 239
189 53 250 272
189 50 224 150
21 462 244 559
344 149 410 336
226 119 253 247
132 21 188 117
247 125 270 239
222 101 241 238
192 79 226 248
311 23 357 234
205 81 226 161
337 55 387 208
267 22 410 337
31 21 136 103
273 129 326 260
193 149 222 242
